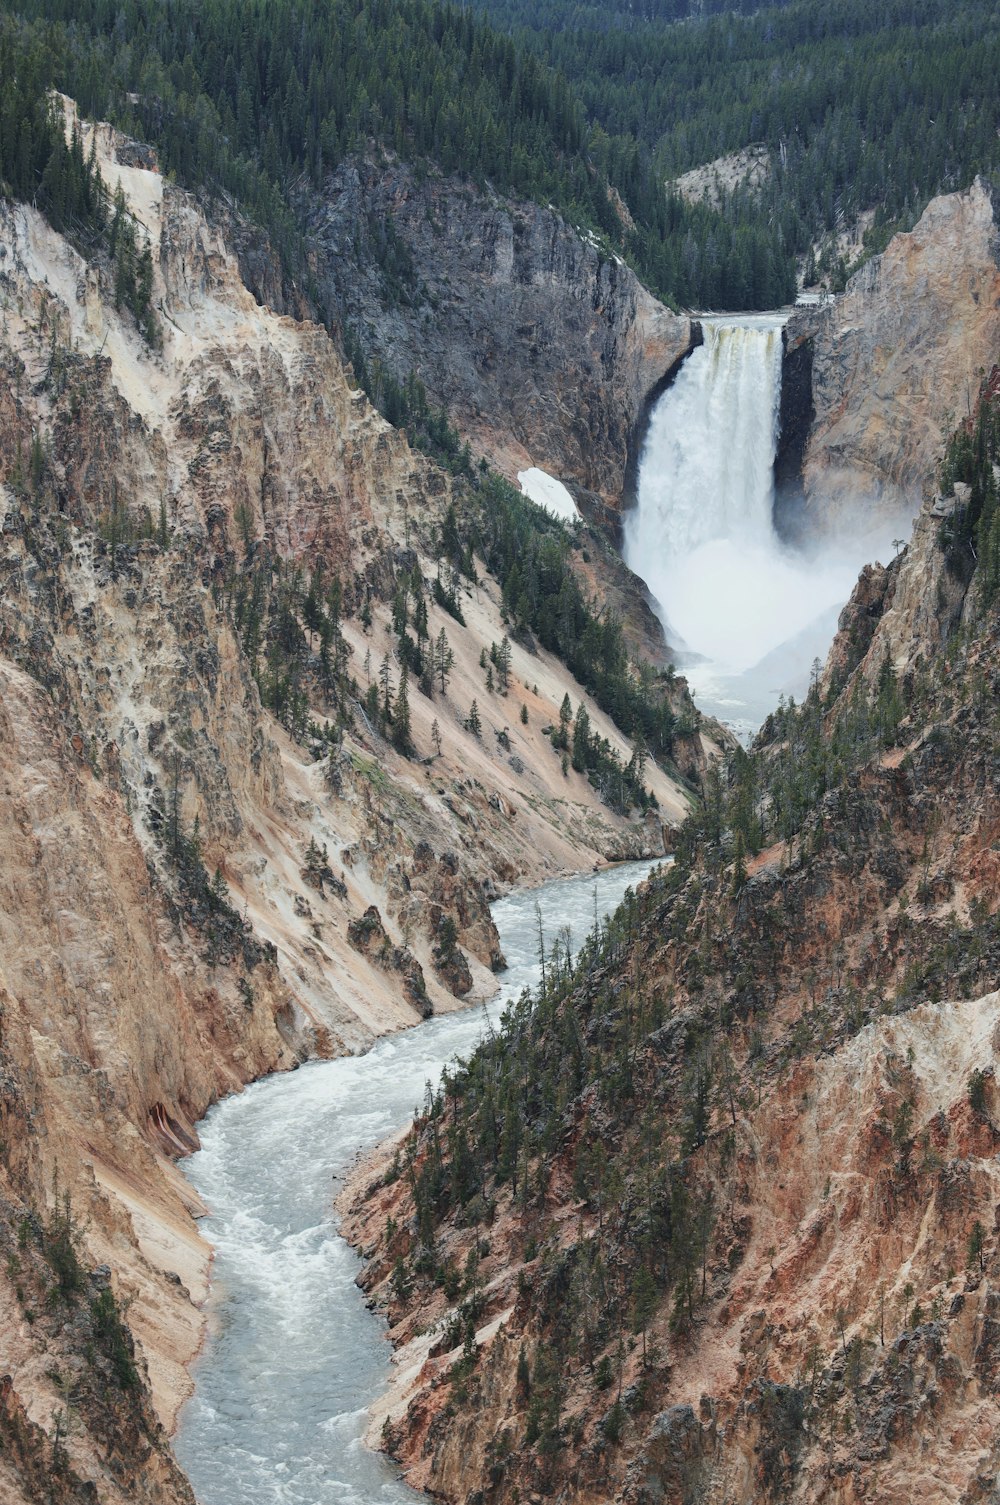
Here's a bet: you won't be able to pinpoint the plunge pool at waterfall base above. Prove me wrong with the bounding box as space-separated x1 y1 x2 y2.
667 539 889 740
175 859 662 1505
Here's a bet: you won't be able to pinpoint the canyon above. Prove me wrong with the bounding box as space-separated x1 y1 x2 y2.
344 410 1000 1505
337 185 1000 1504
0 110 704 1505
0 93 999 1505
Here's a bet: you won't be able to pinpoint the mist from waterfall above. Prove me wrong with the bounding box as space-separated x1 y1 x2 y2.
623 314 900 736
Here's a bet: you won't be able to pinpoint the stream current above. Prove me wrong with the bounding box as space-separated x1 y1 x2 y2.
175 859 660 1505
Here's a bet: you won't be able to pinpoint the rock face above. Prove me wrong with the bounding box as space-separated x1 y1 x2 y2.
821 497 969 698
672 145 771 210
341 381 1000 1505
784 179 1000 536
304 157 693 504
0 107 710 1505
348 906 432 1016
0 657 297 1505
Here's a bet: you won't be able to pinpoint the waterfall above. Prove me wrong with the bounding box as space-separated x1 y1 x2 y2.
629 318 784 567
623 314 875 733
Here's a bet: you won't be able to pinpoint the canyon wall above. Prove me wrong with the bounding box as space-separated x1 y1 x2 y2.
344 379 1000 1504
304 157 693 505
784 179 1000 538
0 110 708 1505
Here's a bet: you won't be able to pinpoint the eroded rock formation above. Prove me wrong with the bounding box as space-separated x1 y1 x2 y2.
784 179 1000 537
0 107 709 1505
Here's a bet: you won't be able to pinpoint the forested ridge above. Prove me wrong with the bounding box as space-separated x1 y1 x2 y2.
0 0 659 298
4 0 998 312
473 0 1000 296
0 23 161 339
2 0 1000 312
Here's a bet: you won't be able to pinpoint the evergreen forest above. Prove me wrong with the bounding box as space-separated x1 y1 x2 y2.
1 0 999 312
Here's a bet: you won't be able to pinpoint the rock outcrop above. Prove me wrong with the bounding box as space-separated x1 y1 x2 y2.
784 178 1000 537
304 157 693 504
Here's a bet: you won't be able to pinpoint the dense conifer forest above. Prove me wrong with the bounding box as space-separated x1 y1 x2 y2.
473 0 1000 297
2 0 997 313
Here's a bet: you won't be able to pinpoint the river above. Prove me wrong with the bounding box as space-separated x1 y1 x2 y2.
175 858 661 1505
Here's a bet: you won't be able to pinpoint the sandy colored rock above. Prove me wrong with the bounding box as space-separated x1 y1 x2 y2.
787 179 1000 537
0 104 708 1505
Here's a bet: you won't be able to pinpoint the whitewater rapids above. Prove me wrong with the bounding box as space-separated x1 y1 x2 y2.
175 860 660 1505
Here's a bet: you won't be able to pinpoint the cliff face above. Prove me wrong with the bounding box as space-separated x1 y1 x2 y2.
0 108 709 1505
784 179 1000 537
304 157 693 505
343 390 1000 1504
0 656 299 1505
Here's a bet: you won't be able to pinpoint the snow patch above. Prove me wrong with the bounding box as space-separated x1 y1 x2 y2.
517 468 580 524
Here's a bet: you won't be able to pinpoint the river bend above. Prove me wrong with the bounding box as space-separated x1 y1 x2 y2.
175 860 660 1505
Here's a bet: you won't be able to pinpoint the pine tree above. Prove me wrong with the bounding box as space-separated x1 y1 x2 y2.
572 703 591 772
434 628 455 695
631 1265 657 1367
379 654 394 726
556 693 573 751
497 635 512 692
393 662 412 754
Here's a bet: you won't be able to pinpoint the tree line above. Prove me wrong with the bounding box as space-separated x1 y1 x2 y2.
4 0 1000 318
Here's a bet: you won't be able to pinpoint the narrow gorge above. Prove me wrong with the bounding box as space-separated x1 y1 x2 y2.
2 9 1000 1505
174 863 659 1505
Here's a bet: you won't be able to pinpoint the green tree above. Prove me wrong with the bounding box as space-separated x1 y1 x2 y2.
393 662 412 754
556 692 572 751
631 1265 657 1367
571 702 591 772
434 628 455 695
